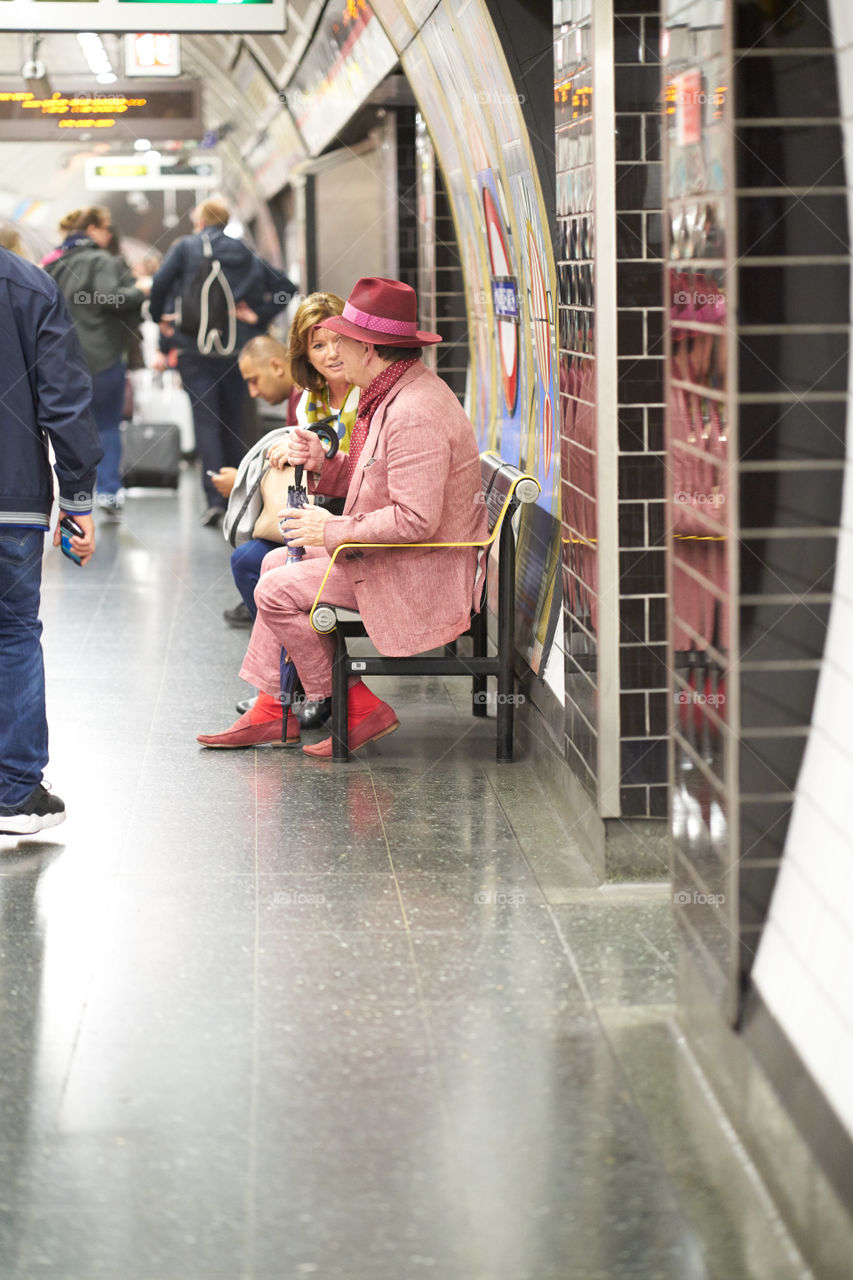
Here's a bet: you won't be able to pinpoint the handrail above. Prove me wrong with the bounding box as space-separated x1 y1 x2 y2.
308 468 540 634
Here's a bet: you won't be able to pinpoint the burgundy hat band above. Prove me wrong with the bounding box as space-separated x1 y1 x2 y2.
342 300 418 338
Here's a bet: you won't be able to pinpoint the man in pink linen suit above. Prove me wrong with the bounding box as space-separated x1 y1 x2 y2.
198 277 488 757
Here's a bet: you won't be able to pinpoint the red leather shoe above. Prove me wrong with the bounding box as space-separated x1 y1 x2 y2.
198 709 300 748
302 700 399 758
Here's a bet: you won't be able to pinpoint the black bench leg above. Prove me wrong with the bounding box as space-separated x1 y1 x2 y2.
331 632 349 762
497 667 514 763
471 608 488 717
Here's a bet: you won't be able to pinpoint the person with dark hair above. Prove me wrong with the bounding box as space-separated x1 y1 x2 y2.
0 246 102 834
198 277 487 756
148 200 296 526
44 206 148 517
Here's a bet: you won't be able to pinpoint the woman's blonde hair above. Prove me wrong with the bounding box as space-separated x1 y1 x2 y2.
288 292 345 393
58 206 110 234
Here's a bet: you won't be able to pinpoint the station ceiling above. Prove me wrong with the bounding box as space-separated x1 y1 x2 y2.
0 4 324 248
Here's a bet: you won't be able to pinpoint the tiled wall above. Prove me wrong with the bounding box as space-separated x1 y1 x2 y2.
414 117 468 403
664 0 736 1011
666 0 847 1013
733 0 849 999
752 0 853 1152
556 2 598 797
395 106 419 292
665 0 853 1242
432 164 468 403
555 0 667 816
613 0 667 819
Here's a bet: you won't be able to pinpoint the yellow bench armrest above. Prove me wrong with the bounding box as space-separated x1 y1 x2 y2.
308 469 540 633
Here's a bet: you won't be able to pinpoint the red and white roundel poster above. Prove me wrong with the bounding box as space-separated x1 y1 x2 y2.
483 186 518 414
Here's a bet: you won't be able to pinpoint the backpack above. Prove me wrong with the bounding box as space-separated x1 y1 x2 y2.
177 234 237 356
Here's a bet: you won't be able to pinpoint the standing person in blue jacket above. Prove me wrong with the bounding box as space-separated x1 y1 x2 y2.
0 247 102 836
148 198 296 527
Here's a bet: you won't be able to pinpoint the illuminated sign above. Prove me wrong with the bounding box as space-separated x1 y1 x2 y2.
85 152 222 189
124 33 182 77
0 1 287 36
0 79 201 140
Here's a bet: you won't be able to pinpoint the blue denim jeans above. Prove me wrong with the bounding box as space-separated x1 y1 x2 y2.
0 528 48 809
230 537 280 619
91 359 127 497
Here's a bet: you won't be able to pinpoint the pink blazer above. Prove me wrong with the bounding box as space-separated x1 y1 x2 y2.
314 362 488 656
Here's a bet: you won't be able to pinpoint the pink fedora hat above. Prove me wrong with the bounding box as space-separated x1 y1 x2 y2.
322 277 442 346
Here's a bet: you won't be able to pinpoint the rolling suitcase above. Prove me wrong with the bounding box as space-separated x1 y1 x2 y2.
131 368 195 458
120 420 181 488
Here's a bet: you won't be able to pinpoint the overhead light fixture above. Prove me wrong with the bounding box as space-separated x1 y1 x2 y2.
77 32 117 85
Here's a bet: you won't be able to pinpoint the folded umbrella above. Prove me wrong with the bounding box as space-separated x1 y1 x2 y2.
278 418 340 709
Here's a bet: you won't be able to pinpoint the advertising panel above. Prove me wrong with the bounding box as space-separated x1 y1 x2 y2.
285 0 396 155
395 0 560 673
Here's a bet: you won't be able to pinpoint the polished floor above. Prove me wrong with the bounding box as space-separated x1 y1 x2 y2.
0 471 808 1279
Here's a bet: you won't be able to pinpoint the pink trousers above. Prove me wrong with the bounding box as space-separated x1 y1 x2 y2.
239 546 358 700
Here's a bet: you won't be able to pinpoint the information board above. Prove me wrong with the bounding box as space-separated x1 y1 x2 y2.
0 78 202 141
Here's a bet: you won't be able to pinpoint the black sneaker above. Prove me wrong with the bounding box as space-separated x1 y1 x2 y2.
200 506 225 528
0 783 66 835
223 601 253 628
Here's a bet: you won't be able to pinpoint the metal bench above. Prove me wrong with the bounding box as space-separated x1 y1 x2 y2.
309 452 540 762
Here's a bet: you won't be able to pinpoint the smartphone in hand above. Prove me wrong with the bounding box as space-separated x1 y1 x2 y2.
59 515 85 566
